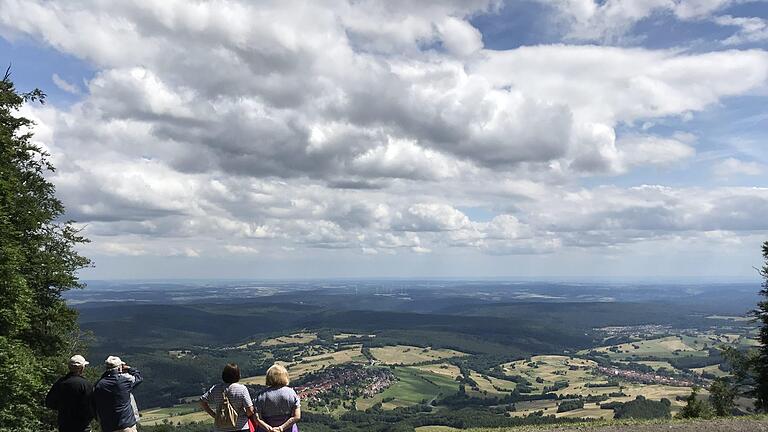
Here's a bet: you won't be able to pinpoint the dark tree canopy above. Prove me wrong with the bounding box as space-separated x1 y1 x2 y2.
755 241 768 411
0 68 91 430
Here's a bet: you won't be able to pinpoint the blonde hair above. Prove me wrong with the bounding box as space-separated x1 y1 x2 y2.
266 364 290 387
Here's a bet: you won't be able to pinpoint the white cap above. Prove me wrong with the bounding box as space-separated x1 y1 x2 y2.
69 355 89 367
105 355 126 368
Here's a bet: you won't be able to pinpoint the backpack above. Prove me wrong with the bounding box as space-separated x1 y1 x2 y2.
214 386 239 429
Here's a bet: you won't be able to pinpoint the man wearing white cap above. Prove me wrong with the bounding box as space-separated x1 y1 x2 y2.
45 355 94 432
92 356 143 432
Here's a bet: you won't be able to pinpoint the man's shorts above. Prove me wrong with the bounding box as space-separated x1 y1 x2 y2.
112 425 137 432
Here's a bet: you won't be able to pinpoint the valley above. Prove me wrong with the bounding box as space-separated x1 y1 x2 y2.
69 280 761 431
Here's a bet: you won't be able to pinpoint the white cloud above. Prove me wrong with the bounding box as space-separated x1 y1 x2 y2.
543 0 736 42
436 16 484 57
715 15 768 45
712 157 764 177
1 0 767 274
473 46 768 124
51 73 80 94
392 203 472 232
617 135 696 168
224 245 260 255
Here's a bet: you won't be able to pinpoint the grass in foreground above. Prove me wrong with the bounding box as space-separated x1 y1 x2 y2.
460 414 768 432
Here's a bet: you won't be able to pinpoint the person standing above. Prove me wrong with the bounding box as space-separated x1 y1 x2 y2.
45 355 94 432
92 356 143 432
253 364 301 432
201 363 254 432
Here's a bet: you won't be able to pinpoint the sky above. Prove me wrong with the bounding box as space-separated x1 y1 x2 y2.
1 0 767 280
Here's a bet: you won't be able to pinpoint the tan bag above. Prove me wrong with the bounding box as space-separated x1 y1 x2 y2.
214 386 239 429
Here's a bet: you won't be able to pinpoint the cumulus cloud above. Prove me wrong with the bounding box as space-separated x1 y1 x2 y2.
712 157 765 177
617 135 696 168
224 245 260 255
543 0 737 42
1 0 767 270
715 15 768 45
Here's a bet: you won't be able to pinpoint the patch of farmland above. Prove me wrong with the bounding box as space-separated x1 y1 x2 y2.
583 336 707 360
242 345 366 384
370 345 467 365
623 361 677 372
692 364 729 378
356 366 460 410
499 355 700 419
510 383 697 419
470 370 518 394
261 332 317 347
288 344 366 376
556 406 615 419
509 399 559 417
334 333 373 340
503 355 598 394
140 404 209 426
415 426 459 432
415 363 462 380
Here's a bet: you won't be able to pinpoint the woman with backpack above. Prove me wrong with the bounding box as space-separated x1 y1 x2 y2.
253 364 301 432
201 363 255 432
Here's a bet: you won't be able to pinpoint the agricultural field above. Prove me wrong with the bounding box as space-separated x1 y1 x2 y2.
620 360 676 371
579 336 707 360
260 332 318 346
290 345 367 376
334 333 374 340
692 364 729 378
503 355 597 395
141 323 753 426
468 370 518 397
500 355 699 419
140 404 209 426
356 366 460 410
415 426 459 432
414 363 462 380
242 344 366 384
370 345 467 365
509 383 697 419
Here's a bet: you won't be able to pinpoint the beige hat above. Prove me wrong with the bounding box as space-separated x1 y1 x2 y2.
105 355 126 369
69 355 89 367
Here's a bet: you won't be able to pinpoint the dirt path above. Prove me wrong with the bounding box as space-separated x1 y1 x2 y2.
520 418 768 432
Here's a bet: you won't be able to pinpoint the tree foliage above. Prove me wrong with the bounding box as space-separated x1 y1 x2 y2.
676 387 713 419
613 396 671 420
0 68 91 430
757 240 768 411
709 377 737 416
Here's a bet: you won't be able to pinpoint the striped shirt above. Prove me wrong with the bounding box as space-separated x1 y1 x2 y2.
201 383 253 431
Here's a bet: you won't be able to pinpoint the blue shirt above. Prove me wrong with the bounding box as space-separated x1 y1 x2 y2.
254 386 300 419
93 368 143 431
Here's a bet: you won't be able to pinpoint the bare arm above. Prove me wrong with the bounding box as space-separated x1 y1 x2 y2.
276 407 301 432
254 412 275 432
200 400 215 418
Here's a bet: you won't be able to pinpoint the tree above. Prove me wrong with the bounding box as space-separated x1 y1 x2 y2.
0 68 91 430
709 377 736 416
613 396 671 420
756 240 768 411
677 387 713 419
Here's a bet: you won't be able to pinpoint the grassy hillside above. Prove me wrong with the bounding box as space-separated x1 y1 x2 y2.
457 416 768 432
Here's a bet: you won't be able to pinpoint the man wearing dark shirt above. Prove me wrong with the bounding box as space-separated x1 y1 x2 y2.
45 355 94 432
93 356 143 432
